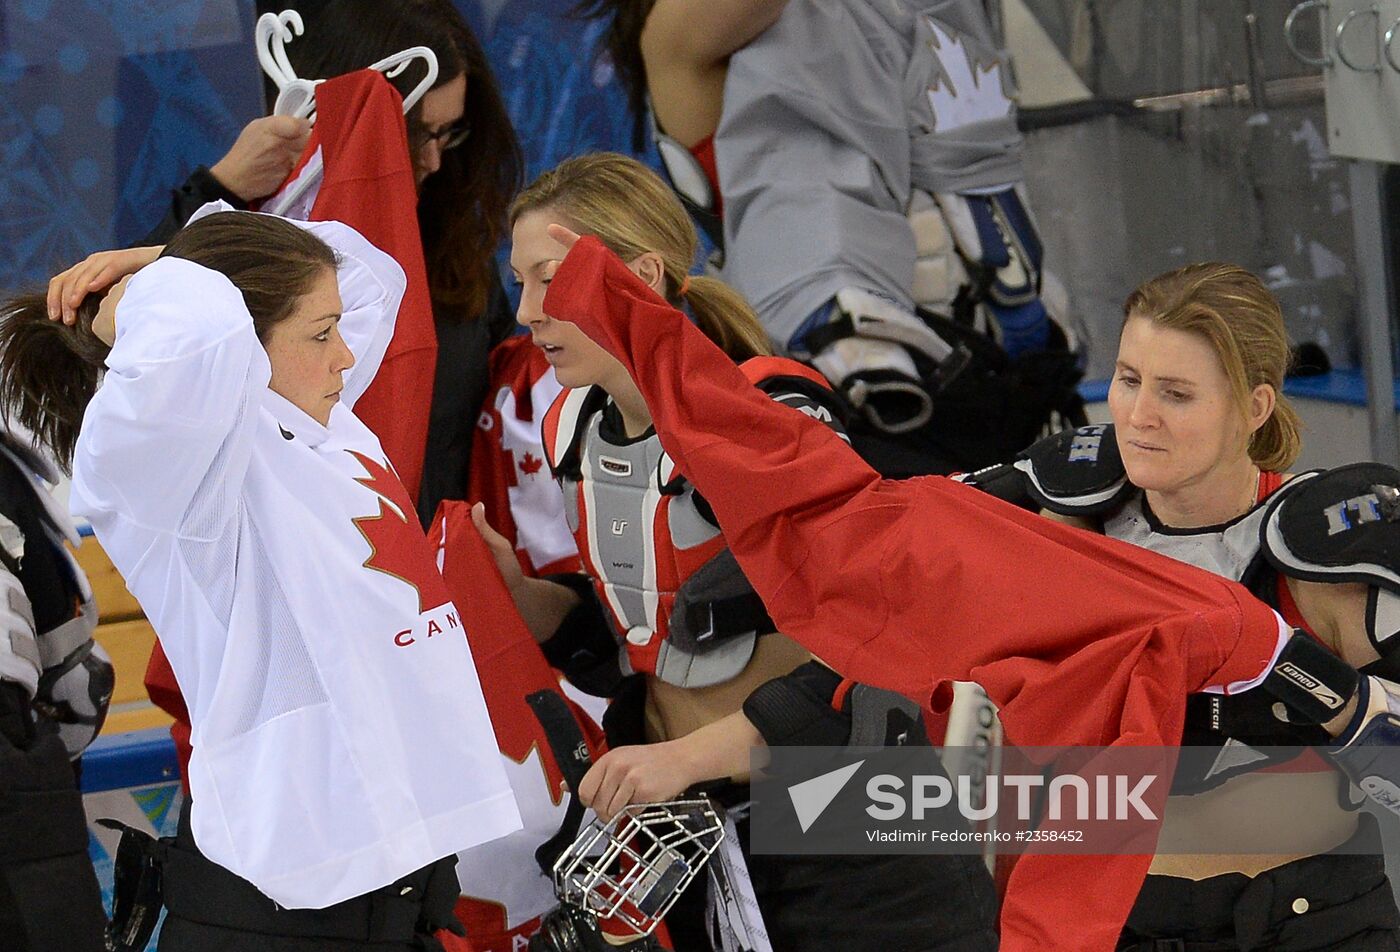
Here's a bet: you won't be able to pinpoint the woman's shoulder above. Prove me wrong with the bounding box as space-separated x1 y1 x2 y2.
1040 508 1101 533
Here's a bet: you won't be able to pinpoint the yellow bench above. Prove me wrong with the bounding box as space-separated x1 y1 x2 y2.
73 537 172 735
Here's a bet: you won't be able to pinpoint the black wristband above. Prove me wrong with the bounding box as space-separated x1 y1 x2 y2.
185 165 247 208
1261 631 1360 726
743 661 851 747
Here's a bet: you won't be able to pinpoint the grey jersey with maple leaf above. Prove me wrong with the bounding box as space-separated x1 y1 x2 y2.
716 0 1026 346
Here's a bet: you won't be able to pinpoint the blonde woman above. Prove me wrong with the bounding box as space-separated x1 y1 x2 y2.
476 152 998 951
1008 264 1400 950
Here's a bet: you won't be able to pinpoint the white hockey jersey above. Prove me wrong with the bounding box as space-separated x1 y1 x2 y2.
70 210 520 908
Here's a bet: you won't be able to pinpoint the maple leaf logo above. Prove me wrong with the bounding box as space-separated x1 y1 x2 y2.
924 17 1012 134
348 450 450 614
518 451 544 477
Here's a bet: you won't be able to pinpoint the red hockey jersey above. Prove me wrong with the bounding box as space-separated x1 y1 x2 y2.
543 237 1290 952
434 500 605 950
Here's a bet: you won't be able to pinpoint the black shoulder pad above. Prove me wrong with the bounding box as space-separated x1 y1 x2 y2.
1260 464 1400 592
754 373 851 435
1018 423 1133 516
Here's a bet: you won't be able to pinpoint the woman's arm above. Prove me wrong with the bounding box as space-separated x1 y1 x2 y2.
140 116 311 246
1285 578 1378 668
640 0 789 147
1040 509 1098 532
642 0 788 66
70 257 267 538
1285 579 1377 736
542 232 1287 712
578 708 762 821
47 246 162 327
472 502 580 643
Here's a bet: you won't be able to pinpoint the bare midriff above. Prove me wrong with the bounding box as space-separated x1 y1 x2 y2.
643 632 810 748
1148 769 1357 879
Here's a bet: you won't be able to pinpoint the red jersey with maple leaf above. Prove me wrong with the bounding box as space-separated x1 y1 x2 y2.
434 500 606 950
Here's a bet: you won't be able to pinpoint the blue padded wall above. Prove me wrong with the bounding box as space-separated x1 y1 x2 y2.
0 0 650 293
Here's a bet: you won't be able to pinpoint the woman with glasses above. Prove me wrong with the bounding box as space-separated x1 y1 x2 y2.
134 0 523 525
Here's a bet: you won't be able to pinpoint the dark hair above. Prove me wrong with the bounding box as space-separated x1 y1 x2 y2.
573 0 653 151
281 0 523 317
0 212 336 472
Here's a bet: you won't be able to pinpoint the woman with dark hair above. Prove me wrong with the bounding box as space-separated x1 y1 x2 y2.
572 0 780 146
22 208 518 952
115 0 525 522
278 0 520 321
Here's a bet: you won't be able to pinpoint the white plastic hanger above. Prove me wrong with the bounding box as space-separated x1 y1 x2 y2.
367 46 439 114
256 10 305 92
254 11 440 216
255 11 439 121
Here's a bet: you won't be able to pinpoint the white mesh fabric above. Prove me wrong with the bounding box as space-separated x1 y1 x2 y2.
171 373 328 734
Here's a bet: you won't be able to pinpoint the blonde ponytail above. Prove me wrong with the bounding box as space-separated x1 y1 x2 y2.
511 152 772 362
682 276 770 362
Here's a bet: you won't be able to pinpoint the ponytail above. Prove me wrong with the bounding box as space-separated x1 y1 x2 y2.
512 152 777 364
0 293 108 473
678 275 770 363
1250 396 1302 472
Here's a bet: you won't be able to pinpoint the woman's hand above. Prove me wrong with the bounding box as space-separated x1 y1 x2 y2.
90 275 134 347
546 223 582 252
577 741 697 823
471 501 526 595
47 246 162 325
470 502 580 644
210 115 312 203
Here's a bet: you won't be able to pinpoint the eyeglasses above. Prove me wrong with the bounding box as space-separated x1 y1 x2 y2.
410 118 470 153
